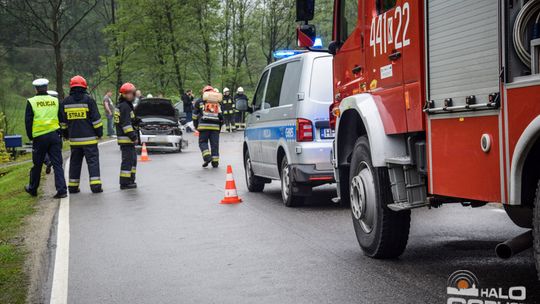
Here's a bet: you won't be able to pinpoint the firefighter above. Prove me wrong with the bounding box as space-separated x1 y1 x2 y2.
234 87 249 129
193 85 223 168
115 83 139 189
59 76 104 194
24 78 67 198
221 88 235 132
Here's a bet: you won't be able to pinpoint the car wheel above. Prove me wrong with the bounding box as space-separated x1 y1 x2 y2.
244 150 264 192
349 136 410 258
280 156 305 207
533 180 540 279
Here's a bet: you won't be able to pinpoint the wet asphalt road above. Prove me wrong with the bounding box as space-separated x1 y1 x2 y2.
61 132 539 304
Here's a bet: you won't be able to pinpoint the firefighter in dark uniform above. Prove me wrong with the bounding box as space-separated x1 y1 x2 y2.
115 83 139 189
234 87 249 129
193 85 223 168
24 78 67 198
59 76 103 194
221 87 235 132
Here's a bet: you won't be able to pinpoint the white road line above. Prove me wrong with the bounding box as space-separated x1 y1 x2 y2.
50 139 116 304
49 157 70 304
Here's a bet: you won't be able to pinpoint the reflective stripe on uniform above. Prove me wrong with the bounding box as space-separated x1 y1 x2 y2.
90 176 102 185
212 156 219 161
117 136 133 144
120 170 132 178
68 179 80 187
131 167 137 174
122 125 134 133
202 150 211 157
64 103 89 109
60 122 68 129
93 119 103 128
69 136 98 146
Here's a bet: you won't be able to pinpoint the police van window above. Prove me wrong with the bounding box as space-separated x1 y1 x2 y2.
279 61 302 106
376 0 397 14
339 0 358 42
310 56 333 103
253 70 269 110
264 64 287 109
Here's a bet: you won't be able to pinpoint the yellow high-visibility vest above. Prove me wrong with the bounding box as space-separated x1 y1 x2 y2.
28 95 60 138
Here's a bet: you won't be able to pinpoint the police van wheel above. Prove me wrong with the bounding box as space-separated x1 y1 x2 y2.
281 157 305 207
244 151 265 192
349 136 410 258
533 180 540 280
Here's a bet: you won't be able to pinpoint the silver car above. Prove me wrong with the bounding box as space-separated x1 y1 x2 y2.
243 52 335 207
136 98 184 153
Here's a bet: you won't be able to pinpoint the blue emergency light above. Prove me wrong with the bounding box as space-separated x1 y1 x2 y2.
313 37 323 48
273 50 305 60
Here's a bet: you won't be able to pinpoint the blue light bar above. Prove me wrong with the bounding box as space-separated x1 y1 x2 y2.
273 50 305 60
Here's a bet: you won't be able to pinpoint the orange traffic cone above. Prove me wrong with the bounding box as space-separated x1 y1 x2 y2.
221 165 242 204
139 143 151 162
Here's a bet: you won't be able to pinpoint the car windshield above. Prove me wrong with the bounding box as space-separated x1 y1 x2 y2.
141 117 176 123
310 56 333 103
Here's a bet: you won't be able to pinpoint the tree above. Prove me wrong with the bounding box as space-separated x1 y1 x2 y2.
1 0 99 99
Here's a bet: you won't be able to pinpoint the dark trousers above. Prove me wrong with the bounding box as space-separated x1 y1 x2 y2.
29 131 66 194
198 130 220 163
69 145 101 191
106 114 116 136
223 114 235 131
185 110 193 123
120 145 137 185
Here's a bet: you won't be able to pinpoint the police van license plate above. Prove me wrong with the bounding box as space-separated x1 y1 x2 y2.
320 128 335 139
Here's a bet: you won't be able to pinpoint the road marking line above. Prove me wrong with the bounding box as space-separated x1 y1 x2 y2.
50 158 70 304
50 139 116 304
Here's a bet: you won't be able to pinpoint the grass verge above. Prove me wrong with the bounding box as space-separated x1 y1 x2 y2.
0 162 37 304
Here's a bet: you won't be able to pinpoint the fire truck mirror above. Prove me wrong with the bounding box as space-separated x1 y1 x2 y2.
296 0 315 22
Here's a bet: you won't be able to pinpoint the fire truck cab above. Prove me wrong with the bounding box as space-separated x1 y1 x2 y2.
296 0 540 273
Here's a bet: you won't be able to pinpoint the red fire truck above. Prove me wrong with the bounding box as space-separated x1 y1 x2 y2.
297 0 540 275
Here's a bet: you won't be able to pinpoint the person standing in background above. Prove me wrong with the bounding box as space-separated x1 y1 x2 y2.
182 89 194 123
234 87 249 129
221 88 235 132
103 90 116 138
134 90 142 107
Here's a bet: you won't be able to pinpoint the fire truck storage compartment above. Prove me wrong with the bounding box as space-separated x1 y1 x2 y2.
505 0 540 81
426 0 500 109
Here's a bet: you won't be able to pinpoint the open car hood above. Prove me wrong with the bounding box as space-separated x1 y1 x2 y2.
135 98 176 119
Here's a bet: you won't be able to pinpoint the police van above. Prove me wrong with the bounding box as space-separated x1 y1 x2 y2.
243 52 335 207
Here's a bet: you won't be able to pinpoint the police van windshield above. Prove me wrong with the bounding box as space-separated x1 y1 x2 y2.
309 56 333 103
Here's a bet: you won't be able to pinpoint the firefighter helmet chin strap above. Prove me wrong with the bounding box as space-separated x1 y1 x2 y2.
513 0 540 67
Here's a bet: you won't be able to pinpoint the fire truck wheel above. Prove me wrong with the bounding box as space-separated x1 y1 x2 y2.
281 156 305 207
349 136 411 258
533 180 540 280
244 150 265 192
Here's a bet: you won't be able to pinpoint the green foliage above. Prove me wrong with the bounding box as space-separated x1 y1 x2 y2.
0 162 38 304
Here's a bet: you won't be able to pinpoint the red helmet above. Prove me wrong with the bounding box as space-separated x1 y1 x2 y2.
202 85 214 93
119 82 136 94
70 75 87 89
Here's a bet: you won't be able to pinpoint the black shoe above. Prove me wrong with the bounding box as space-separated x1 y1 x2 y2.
212 161 219 168
120 183 137 190
202 160 211 168
45 165 52 174
53 192 68 199
69 187 80 194
25 185 37 197
91 186 103 194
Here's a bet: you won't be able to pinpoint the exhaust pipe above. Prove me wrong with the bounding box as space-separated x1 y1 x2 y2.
495 230 533 259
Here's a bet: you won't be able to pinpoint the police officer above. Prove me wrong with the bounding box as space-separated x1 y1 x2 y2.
115 83 139 189
193 85 223 168
234 87 249 129
221 88 235 132
59 76 104 194
24 79 67 198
